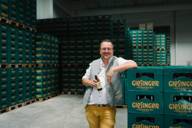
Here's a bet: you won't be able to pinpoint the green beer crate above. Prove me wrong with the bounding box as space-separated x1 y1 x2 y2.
8 0 17 19
0 97 10 109
6 25 11 63
0 46 2 64
124 66 163 92
1 25 11 64
36 88 47 94
10 94 17 106
164 91 192 115
0 88 1 109
164 114 192 128
16 68 27 103
155 34 166 45
9 68 18 105
128 113 164 128
0 1 9 18
164 66 192 92
25 92 32 101
0 82 11 108
36 94 47 99
0 68 10 109
17 92 25 103
126 91 163 114
121 74 127 105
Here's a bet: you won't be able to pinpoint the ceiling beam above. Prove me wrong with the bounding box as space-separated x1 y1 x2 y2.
54 0 74 16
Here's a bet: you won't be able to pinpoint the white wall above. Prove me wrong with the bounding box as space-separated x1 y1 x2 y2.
175 10 192 65
37 0 54 19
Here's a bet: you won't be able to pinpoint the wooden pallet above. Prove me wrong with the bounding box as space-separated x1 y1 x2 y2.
0 17 10 24
23 99 36 105
0 99 36 114
0 16 36 32
9 20 20 27
0 64 9 68
0 108 9 114
7 103 25 111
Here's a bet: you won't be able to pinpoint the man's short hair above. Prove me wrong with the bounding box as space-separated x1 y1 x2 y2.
100 39 114 48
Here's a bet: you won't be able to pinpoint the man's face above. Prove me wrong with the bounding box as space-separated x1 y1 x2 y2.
100 41 113 61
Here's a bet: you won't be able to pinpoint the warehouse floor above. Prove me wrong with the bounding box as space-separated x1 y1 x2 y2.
0 95 127 128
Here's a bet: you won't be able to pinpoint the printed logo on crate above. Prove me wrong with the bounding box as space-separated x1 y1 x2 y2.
126 91 163 114
164 66 192 92
168 77 192 91
165 92 192 114
131 123 160 128
132 95 160 112
132 77 160 90
168 99 192 114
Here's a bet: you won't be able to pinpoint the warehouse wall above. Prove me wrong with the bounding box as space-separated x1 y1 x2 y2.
175 10 192 65
118 11 173 26
37 0 54 19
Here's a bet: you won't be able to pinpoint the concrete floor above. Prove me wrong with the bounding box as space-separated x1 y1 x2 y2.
0 95 127 128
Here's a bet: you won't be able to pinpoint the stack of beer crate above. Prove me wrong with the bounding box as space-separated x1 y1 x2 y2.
125 26 170 66
163 66 192 127
154 34 167 65
37 17 134 96
112 19 126 58
125 28 155 66
35 34 60 99
6 0 36 27
123 66 192 127
124 67 164 128
142 30 154 66
125 29 143 65
0 6 36 111
37 16 127 95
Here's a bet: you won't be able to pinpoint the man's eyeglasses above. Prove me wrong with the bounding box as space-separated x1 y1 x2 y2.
101 48 113 51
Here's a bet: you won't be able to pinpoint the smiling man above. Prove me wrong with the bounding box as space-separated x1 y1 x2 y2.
82 39 137 128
